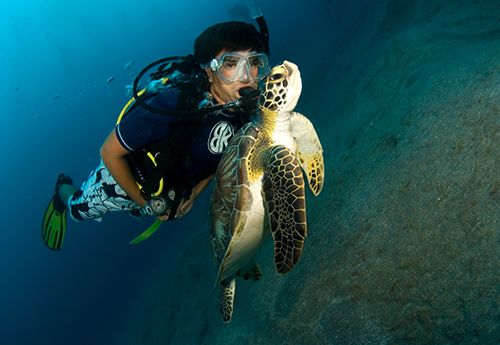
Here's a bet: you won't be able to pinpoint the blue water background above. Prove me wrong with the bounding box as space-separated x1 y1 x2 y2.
0 0 343 344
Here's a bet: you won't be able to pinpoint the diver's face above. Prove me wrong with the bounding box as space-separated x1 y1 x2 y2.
206 49 259 104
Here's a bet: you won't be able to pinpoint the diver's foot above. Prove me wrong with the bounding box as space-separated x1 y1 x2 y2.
41 174 73 250
53 174 73 212
56 173 73 188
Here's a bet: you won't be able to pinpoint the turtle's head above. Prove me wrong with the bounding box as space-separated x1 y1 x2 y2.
260 60 302 113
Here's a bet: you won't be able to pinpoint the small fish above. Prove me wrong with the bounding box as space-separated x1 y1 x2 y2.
106 76 115 84
124 60 134 70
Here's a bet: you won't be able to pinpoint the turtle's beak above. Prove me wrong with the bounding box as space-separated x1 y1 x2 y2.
283 60 299 79
282 60 302 109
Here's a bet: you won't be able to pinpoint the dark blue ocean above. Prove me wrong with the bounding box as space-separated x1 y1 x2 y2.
2 0 499 344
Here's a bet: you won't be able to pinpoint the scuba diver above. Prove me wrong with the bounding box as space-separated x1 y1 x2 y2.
41 13 271 250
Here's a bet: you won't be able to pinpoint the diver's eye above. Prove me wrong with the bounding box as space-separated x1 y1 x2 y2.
222 61 237 69
221 57 239 70
249 57 264 67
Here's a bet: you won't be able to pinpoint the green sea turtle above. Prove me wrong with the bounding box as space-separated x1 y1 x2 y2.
209 60 324 322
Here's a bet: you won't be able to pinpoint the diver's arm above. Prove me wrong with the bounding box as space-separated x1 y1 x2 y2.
175 174 214 218
192 174 214 199
100 130 147 207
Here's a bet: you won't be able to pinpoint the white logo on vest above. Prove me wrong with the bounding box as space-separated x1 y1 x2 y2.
208 121 234 154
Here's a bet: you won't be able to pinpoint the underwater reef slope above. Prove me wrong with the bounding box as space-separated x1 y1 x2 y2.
119 1 499 344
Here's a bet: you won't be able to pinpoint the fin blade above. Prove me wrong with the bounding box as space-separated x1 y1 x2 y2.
42 199 55 240
41 199 67 251
129 219 162 245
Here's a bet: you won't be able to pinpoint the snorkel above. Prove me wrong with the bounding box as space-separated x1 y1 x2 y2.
246 0 270 54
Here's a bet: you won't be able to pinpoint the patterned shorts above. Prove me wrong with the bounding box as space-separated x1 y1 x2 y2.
68 160 145 221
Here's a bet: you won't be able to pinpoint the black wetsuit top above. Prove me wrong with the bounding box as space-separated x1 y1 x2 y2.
116 88 249 192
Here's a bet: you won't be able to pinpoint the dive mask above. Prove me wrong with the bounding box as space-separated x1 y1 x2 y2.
209 52 270 84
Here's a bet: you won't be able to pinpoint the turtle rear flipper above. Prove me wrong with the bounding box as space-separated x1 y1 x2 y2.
219 278 236 323
236 260 262 281
263 145 307 274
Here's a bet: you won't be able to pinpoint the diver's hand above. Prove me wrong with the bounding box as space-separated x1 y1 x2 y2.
175 196 194 219
156 211 171 222
174 175 213 219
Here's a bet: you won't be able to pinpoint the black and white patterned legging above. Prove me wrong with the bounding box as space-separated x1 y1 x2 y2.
68 160 145 221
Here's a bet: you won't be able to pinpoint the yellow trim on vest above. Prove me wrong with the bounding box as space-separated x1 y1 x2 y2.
116 88 146 125
116 82 169 197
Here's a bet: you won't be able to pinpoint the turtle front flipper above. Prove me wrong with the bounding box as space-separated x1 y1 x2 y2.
210 124 260 275
290 112 324 196
219 278 236 323
263 145 307 274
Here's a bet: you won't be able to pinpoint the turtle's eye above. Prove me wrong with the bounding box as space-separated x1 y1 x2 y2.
270 73 285 83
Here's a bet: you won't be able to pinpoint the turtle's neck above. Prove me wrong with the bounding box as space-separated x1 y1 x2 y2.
258 108 291 139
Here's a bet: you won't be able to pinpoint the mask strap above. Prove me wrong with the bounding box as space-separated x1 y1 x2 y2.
209 59 218 72
255 16 270 55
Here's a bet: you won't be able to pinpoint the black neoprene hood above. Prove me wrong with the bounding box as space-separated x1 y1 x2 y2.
194 21 269 65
